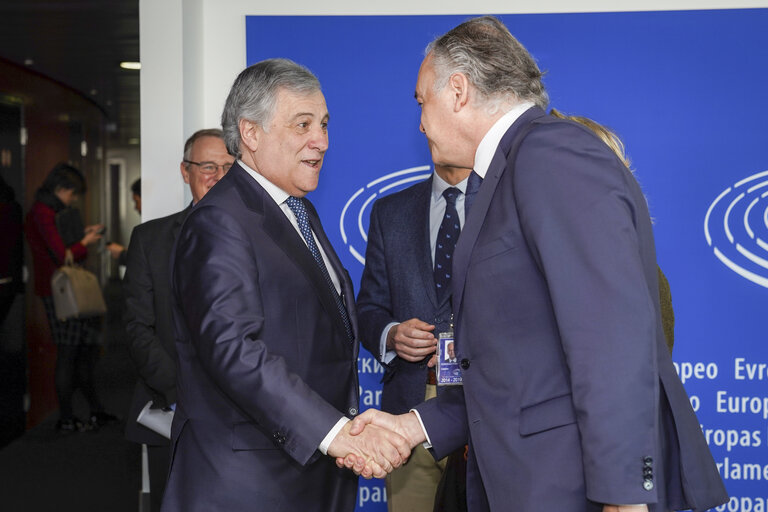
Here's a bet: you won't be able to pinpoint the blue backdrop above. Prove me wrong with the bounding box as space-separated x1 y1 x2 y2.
247 10 768 511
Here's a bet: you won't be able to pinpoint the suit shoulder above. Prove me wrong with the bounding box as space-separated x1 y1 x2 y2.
523 115 615 156
133 210 184 237
372 177 430 211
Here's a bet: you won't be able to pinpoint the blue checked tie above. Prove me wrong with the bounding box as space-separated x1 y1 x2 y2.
285 196 353 341
434 187 461 303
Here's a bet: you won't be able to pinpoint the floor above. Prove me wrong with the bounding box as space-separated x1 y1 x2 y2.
0 281 143 512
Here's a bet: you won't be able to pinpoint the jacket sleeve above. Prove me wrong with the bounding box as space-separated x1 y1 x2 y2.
123 224 177 407
173 205 345 466
413 385 469 459
356 201 396 362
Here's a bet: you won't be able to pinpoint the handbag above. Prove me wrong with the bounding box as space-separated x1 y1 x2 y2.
50 250 107 321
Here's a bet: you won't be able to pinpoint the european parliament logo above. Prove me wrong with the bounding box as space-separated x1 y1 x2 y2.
339 165 432 266
705 170 768 289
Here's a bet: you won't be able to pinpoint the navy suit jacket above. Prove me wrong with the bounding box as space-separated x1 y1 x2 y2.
357 177 452 414
123 207 188 446
162 163 359 512
415 108 727 511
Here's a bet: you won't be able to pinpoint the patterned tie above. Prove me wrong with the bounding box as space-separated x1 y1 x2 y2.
285 196 353 341
434 187 461 303
464 170 483 215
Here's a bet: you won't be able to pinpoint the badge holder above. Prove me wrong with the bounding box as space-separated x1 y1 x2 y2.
436 317 463 386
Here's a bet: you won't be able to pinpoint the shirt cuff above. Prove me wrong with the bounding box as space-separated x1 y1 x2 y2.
318 416 350 455
409 408 432 449
380 322 399 364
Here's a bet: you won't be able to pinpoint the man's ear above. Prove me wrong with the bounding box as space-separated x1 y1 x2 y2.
180 162 190 184
239 118 259 152
448 72 471 112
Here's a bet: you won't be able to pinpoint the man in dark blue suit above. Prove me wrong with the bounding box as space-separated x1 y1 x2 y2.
346 16 727 512
357 163 472 511
161 59 409 512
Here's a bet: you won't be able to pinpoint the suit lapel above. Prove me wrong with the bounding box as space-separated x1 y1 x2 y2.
306 200 358 346
412 178 440 309
231 165 349 342
452 107 546 314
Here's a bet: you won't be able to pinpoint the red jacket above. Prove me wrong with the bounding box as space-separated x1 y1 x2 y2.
25 201 88 297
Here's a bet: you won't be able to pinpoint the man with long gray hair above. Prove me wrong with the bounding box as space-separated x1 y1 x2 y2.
345 16 727 512
162 59 410 512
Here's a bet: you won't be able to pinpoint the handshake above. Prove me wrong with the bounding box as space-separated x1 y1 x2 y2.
327 409 427 479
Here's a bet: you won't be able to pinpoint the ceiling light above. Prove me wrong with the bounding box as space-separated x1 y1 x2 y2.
120 61 141 70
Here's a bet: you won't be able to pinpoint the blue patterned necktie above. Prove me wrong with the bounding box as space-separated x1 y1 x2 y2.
285 196 353 341
464 170 483 215
434 187 461 303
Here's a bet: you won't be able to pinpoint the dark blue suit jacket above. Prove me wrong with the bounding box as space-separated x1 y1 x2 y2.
415 108 727 511
357 177 452 414
162 163 359 512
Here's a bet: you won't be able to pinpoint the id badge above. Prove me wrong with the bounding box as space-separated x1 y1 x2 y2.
436 330 463 386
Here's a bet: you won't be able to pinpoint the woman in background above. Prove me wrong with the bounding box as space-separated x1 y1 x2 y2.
26 163 116 432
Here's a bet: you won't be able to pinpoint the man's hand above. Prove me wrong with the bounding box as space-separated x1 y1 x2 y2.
335 409 426 476
327 420 411 479
106 242 125 259
81 224 104 246
604 505 649 512
387 318 437 362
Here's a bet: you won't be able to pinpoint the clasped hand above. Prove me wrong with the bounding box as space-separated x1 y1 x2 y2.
329 409 426 478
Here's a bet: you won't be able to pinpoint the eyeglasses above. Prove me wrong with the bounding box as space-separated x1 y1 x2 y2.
183 160 233 175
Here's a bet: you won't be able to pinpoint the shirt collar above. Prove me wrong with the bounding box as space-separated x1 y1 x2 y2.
473 102 535 179
431 169 468 203
238 159 291 206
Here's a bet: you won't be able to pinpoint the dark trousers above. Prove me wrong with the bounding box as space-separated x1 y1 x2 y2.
148 444 171 512
55 344 102 419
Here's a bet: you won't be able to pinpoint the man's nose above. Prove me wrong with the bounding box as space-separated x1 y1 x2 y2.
419 121 426 134
309 127 329 152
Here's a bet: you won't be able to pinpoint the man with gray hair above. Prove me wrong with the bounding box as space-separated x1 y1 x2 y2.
161 59 410 512
345 16 727 512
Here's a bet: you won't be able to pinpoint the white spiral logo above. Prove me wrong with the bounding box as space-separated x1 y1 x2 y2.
704 169 768 289
339 165 432 265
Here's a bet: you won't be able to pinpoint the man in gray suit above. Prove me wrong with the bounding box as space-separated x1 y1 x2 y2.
357 163 473 511
123 128 232 511
345 16 727 512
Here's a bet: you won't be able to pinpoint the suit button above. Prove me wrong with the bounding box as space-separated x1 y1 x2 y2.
643 479 654 491
643 456 653 466
460 359 470 370
348 407 358 416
